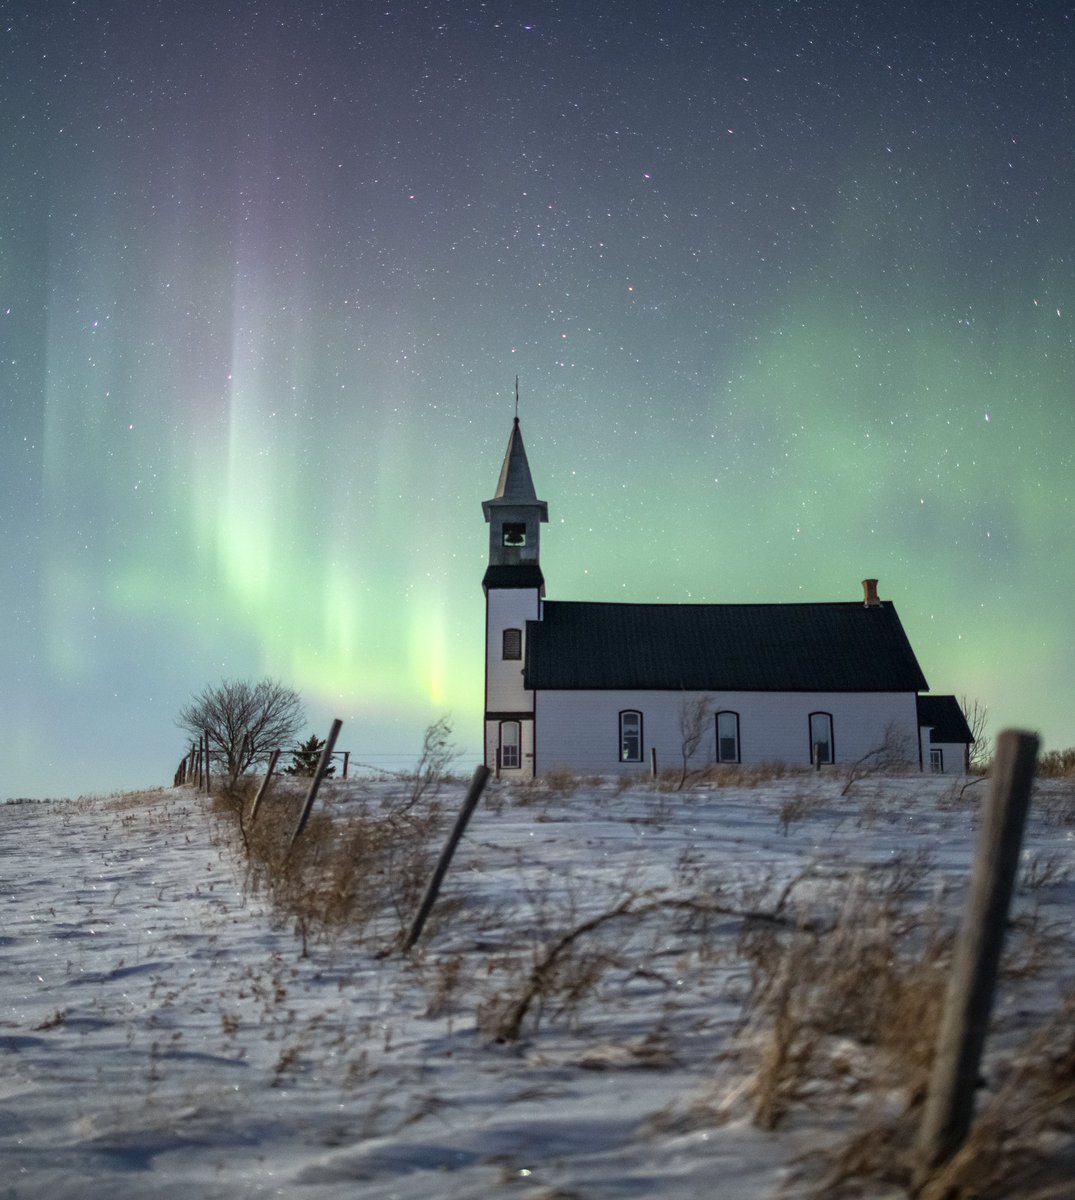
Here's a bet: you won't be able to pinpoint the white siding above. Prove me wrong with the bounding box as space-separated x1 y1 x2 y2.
485 589 540 713
534 690 920 775
927 742 968 775
920 725 969 775
484 717 536 777
484 587 541 775
919 725 933 770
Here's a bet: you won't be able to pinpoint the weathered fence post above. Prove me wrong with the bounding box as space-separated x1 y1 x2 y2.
912 728 1039 1192
403 764 491 952
287 719 342 852
249 747 281 824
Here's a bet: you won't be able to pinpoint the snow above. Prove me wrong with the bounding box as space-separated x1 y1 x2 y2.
1 772 1072 1198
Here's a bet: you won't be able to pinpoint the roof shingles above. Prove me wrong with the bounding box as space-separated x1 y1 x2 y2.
525 600 929 693
916 695 974 742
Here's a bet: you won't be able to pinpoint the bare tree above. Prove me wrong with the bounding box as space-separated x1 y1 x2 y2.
394 715 459 813
177 678 305 786
959 695 991 771
840 722 916 796
678 693 713 789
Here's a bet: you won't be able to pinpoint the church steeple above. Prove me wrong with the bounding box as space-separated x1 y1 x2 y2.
482 417 548 587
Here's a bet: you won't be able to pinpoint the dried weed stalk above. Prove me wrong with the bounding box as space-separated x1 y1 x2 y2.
914 990 1075 1200
735 866 951 1132
212 777 444 954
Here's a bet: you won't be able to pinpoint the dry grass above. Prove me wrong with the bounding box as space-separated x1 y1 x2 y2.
539 768 582 798
731 857 1075 1197
734 867 951 1134
101 788 170 811
776 787 829 835
212 777 445 954
914 990 1075 1200
1037 747 1075 778
808 989 1075 1199
478 891 662 1043
1033 781 1075 827
656 761 794 790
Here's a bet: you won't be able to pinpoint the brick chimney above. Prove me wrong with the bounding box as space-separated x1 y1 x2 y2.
862 578 881 607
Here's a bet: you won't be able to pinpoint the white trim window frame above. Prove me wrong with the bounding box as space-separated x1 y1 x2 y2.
500 720 521 770
619 710 643 762
808 711 834 765
715 710 740 763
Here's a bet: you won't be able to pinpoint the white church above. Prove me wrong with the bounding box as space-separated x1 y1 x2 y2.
482 418 974 779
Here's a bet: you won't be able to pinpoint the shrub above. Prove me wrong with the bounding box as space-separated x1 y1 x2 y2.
1038 747 1075 778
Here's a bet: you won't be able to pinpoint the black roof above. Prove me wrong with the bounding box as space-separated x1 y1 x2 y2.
483 564 545 591
917 694 974 743
524 600 929 692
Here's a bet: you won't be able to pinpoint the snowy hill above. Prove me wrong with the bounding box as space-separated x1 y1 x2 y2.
2 771 1072 1198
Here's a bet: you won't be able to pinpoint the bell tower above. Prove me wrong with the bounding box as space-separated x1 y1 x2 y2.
482 417 548 777
482 416 548 578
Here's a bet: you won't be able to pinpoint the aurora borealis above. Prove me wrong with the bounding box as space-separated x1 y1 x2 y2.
2 2 1073 799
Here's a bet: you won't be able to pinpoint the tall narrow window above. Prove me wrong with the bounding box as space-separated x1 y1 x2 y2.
716 711 740 763
500 721 521 770
620 710 642 762
809 712 834 765
502 628 522 660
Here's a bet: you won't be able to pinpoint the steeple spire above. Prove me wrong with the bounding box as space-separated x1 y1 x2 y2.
484 416 548 518
482 415 548 586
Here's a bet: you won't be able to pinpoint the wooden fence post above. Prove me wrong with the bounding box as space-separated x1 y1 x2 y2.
403 765 491 952
249 747 281 824
912 728 1039 1191
287 719 342 852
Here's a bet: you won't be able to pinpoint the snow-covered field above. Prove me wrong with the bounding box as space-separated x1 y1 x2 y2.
2 771 1072 1199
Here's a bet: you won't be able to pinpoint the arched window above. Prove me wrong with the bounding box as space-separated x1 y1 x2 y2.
499 721 521 770
809 712 834 765
619 710 643 762
502 628 522 660
716 710 740 763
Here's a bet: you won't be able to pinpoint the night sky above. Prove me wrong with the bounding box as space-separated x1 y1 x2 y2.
3 2 1073 799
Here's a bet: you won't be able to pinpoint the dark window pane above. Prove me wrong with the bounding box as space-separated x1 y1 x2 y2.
503 628 522 660
620 711 642 761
